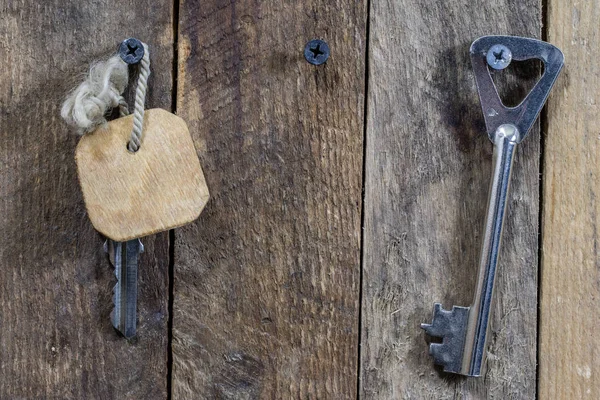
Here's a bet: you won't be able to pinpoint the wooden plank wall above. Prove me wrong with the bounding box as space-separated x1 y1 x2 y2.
0 0 595 399
171 0 367 398
539 1 600 399
0 1 174 399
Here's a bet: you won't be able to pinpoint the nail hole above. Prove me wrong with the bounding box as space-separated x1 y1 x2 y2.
126 142 138 153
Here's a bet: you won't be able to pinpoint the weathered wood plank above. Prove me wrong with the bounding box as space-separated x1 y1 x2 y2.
360 1 542 398
0 2 174 398
172 0 367 398
540 2 600 398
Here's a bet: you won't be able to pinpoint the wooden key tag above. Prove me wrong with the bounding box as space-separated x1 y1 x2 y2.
75 108 209 241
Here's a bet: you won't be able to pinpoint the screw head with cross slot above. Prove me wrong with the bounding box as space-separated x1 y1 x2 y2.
119 38 145 65
304 39 330 66
486 44 512 70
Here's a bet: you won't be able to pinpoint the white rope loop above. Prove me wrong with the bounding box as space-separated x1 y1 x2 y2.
127 42 150 152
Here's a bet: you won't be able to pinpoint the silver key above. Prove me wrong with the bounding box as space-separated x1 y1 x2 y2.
104 239 144 338
421 36 564 376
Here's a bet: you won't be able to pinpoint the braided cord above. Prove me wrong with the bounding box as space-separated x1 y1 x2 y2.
127 42 150 152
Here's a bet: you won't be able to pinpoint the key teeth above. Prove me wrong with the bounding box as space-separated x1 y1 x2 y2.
429 343 452 368
421 303 470 374
421 303 447 337
111 276 123 336
112 282 136 339
107 239 143 339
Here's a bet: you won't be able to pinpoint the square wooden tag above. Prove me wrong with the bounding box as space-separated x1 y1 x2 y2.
75 108 209 241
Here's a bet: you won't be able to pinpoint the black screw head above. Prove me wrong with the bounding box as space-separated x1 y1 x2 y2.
304 39 330 66
119 38 144 65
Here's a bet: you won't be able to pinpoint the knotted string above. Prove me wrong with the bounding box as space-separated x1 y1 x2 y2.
61 41 151 152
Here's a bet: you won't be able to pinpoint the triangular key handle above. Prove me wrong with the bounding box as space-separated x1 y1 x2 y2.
470 35 564 143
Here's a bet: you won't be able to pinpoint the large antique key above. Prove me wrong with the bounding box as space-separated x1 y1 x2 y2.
421 36 564 376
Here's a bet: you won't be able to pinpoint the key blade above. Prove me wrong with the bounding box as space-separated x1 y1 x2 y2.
106 239 144 339
421 303 470 374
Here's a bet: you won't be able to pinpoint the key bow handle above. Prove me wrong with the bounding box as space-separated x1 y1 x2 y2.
470 35 564 143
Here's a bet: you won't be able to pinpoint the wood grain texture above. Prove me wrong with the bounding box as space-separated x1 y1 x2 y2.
540 2 600 398
172 0 366 398
0 2 174 398
360 1 542 398
76 109 209 241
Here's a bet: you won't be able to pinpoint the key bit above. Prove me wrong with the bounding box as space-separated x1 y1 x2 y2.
421 304 470 374
105 238 144 339
422 36 564 376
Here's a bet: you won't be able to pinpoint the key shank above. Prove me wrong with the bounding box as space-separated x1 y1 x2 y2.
461 124 519 376
106 239 144 339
